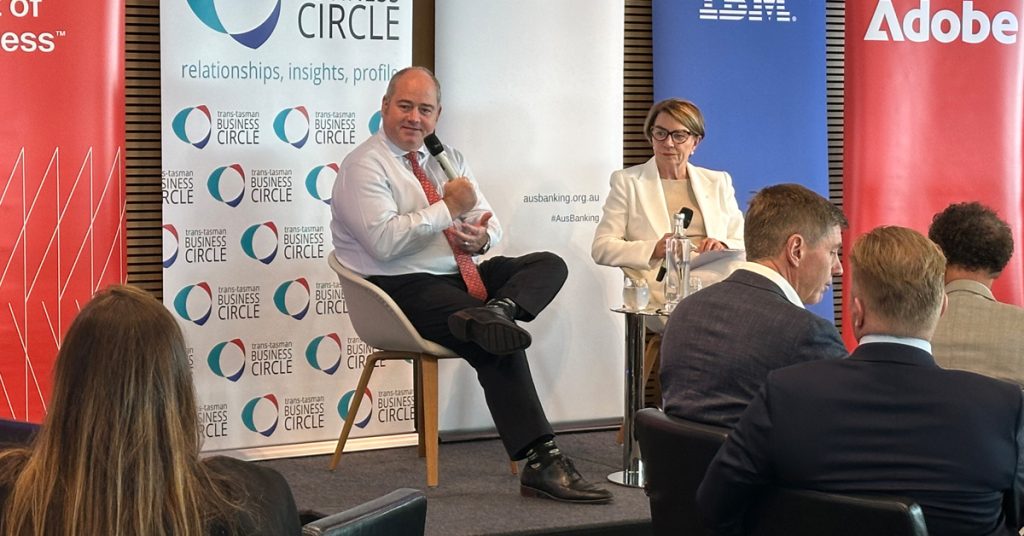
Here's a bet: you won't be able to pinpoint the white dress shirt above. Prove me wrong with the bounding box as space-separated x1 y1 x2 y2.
736 261 804 308
859 334 933 354
330 131 501 276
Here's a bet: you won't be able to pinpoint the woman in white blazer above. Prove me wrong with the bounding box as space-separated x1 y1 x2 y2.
593 98 744 331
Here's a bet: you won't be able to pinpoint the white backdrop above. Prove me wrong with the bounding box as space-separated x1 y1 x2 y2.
435 1 626 433
160 0 414 454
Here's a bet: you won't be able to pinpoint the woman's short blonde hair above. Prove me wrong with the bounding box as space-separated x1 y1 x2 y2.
643 98 706 143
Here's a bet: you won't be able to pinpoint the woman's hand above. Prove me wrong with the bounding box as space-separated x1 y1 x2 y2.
651 233 673 261
697 237 727 252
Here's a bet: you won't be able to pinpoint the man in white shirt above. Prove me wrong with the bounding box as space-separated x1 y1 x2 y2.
929 201 1024 387
660 183 849 428
698 226 1024 536
330 66 611 504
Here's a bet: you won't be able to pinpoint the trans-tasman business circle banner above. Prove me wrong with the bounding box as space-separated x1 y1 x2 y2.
0 0 126 422
160 0 412 453
652 0 832 320
843 0 1024 347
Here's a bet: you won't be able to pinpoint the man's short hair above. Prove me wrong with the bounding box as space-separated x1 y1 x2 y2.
384 66 442 104
850 226 946 334
744 184 848 260
928 201 1014 276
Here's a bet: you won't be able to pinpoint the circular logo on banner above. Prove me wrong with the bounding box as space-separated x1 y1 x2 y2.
207 164 246 207
273 106 310 148
273 278 310 320
208 339 246 382
241 394 280 437
162 224 180 268
187 0 282 49
305 333 342 375
171 105 212 149
173 282 213 326
368 111 382 134
304 163 338 204
338 388 374 429
240 221 279 265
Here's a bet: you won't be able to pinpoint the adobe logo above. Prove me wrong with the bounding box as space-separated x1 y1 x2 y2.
865 0 1019 44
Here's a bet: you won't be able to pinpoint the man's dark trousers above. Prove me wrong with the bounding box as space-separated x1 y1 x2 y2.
369 251 566 458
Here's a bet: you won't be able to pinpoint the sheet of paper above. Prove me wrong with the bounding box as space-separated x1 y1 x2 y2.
692 248 744 269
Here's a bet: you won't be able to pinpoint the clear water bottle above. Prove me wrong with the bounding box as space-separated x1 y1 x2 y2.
663 212 692 312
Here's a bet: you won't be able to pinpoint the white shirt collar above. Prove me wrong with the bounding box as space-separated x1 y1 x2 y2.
859 334 932 354
738 261 804 309
379 130 426 161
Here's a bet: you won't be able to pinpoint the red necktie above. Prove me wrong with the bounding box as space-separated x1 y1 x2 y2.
405 152 488 301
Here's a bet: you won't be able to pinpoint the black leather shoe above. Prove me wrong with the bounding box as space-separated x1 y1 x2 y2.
448 306 531 355
520 453 614 504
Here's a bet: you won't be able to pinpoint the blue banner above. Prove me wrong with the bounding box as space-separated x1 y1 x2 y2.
653 0 832 319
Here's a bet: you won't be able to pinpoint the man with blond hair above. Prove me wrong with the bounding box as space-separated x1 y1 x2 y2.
697 226 1024 536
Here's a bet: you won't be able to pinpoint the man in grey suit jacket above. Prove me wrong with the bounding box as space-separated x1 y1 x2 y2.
660 183 848 428
698 226 1024 536
929 201 1024 387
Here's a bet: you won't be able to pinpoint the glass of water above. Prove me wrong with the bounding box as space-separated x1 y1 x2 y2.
689 274 703 295
623 277 650 311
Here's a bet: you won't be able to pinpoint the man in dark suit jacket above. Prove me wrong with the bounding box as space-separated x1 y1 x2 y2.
661 183 849 428
698 226 1024 536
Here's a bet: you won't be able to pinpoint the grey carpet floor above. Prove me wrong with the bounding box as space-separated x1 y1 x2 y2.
258 429 653 535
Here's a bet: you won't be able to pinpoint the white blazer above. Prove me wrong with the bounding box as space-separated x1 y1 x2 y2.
592 158 745 325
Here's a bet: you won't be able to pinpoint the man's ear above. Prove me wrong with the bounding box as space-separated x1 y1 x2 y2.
939 293 948 317
851 295 865 340
851 296 864 327
785 234 804 267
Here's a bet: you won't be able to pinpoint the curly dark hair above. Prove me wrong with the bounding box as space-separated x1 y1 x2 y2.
928 202 1014 275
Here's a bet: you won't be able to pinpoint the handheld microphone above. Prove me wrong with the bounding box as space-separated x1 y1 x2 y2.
656 207 694 282
424 133 459 181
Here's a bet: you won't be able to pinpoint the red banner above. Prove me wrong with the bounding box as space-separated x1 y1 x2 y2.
0 1 126 420
844 0 1024 347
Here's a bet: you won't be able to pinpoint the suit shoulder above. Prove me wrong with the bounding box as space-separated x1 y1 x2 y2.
611 161 650 182
943 367 1023 396
759 360 841 403
991 299 1024 319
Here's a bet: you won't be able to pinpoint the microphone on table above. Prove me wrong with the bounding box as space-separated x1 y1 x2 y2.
424 133 459 181
656 207 694 282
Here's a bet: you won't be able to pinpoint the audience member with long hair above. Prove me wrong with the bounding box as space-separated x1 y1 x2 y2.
0 285 300 536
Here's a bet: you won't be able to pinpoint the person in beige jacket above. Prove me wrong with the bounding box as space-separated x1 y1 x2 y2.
929 201 1024 387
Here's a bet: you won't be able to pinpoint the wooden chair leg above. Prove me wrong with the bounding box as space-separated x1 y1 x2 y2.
509 459 518 475
414 358 426 458
617 332 662 444
329 355 379 471
420 356 440 487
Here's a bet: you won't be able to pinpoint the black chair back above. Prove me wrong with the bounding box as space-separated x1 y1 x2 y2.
0 419 39 446
301 488 426 536
749 487 928 536
635 407 728 536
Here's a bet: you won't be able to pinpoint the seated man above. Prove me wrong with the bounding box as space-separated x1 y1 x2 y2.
660 183 848 428
697 226 1024 536
330 66 611 504
929 201 1024 386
